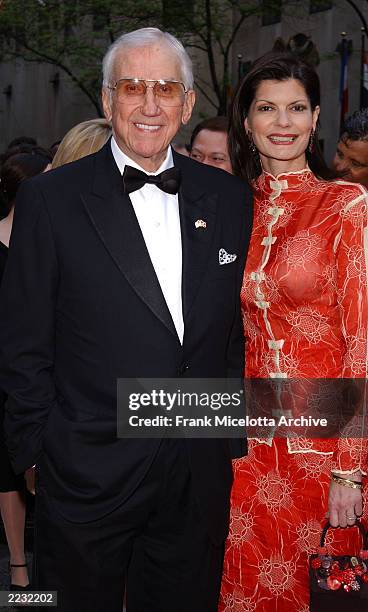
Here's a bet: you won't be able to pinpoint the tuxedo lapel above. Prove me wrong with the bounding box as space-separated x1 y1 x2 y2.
82 144 178 339
174 153 217 319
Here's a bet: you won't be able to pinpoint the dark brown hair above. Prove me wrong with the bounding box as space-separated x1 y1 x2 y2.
190 116 229 150
340 108 368 143
229 51 337 182
0 148 51 217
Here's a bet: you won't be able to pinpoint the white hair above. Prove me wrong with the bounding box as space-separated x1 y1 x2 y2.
102 27 193 91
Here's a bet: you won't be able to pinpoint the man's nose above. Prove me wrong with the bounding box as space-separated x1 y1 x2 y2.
140 87 161 115
333 155 348 172
203 158 217 169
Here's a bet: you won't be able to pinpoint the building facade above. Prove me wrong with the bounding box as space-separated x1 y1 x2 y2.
0 1 367 158
232 0 368 161
0 59 98 151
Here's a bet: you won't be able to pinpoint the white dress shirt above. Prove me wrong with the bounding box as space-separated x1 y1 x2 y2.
111 137 184 343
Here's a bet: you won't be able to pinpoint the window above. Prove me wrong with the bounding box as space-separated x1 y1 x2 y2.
309 0 332 13
262 0 282 26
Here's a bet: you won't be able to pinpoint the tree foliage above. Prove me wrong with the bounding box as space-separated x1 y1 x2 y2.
0 0 304 116
0 0 161 116
162 0 266 114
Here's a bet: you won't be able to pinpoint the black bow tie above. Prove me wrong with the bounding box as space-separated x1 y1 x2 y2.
122 165 181 195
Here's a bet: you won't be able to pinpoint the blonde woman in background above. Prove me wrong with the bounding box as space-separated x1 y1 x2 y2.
52 118 112 168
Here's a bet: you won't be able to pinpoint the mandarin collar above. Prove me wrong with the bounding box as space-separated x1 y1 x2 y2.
253 167 316 197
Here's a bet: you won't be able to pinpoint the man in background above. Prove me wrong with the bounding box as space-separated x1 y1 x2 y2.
190 116 232 174
333 108 368 187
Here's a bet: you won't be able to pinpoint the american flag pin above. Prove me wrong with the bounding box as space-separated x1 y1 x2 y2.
195 219 207 229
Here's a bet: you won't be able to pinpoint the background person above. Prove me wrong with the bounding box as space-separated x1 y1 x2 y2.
6 137 37 150
51 118 112 168
189 116 232 173
49 140 61 160
0 148 51 591
220 52 368 611
333 108 368 187
171 141 189 156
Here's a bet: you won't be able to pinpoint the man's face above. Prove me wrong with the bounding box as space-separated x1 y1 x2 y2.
190 129 232 174
333 138 368 187
102 45 195 172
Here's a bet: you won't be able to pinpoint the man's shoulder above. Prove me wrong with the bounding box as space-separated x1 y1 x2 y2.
174 152 252 201
14 146 111 223
175 152 242 187
31 149 100 193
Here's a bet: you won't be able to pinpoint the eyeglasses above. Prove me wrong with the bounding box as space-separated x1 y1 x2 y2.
108 78 188 107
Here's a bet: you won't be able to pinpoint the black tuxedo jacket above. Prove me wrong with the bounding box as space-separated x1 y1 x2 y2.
0 142 253 543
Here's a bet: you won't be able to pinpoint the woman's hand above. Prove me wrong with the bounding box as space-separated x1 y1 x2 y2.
328 471 363 527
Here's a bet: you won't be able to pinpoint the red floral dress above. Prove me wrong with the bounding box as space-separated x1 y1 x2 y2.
220 169 368 611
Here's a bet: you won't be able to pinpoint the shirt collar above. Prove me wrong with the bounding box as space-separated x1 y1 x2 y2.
110 136 174 176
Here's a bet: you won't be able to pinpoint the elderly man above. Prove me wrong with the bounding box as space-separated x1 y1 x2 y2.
333 108 368 187
0 28 252 611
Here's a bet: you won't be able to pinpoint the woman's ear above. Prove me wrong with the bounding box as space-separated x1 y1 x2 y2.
312 105 320 131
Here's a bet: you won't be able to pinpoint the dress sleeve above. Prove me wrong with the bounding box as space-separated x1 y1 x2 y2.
331 188 368 475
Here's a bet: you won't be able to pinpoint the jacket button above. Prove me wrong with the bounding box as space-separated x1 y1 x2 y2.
178 363 190 375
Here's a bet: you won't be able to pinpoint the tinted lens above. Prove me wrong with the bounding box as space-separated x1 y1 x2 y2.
154 81 185 99
116 79 145 102
114 79 186 106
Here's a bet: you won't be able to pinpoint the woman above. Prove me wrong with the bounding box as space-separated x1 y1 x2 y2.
220 52 368 611
51 118 112 168
0 148 51 589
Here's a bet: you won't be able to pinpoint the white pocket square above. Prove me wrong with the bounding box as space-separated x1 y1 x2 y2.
219 248 237 265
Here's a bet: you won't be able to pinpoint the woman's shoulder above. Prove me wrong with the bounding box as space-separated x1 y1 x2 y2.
327 178 368 200
313 177 367 217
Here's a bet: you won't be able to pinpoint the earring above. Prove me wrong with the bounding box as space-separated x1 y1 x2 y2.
248 132 258 154
308 129 316 154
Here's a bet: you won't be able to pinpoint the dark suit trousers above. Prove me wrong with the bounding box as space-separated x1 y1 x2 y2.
33 439 225 612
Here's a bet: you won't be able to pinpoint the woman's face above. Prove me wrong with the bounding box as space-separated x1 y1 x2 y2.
244 78 320 173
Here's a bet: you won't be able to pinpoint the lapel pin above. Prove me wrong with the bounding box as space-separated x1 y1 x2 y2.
195 219 207 229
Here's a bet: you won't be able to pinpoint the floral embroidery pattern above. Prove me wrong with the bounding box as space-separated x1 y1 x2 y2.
220 170 368 611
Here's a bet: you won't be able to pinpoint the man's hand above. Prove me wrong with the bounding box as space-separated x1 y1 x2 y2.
328 471 363 527
24 466 36 495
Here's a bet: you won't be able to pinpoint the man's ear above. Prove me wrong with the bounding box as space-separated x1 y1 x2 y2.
182 90 196 125
102 88 112 122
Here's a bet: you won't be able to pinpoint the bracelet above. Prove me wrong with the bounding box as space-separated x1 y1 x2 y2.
331 471 362 483
331 474 362 489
